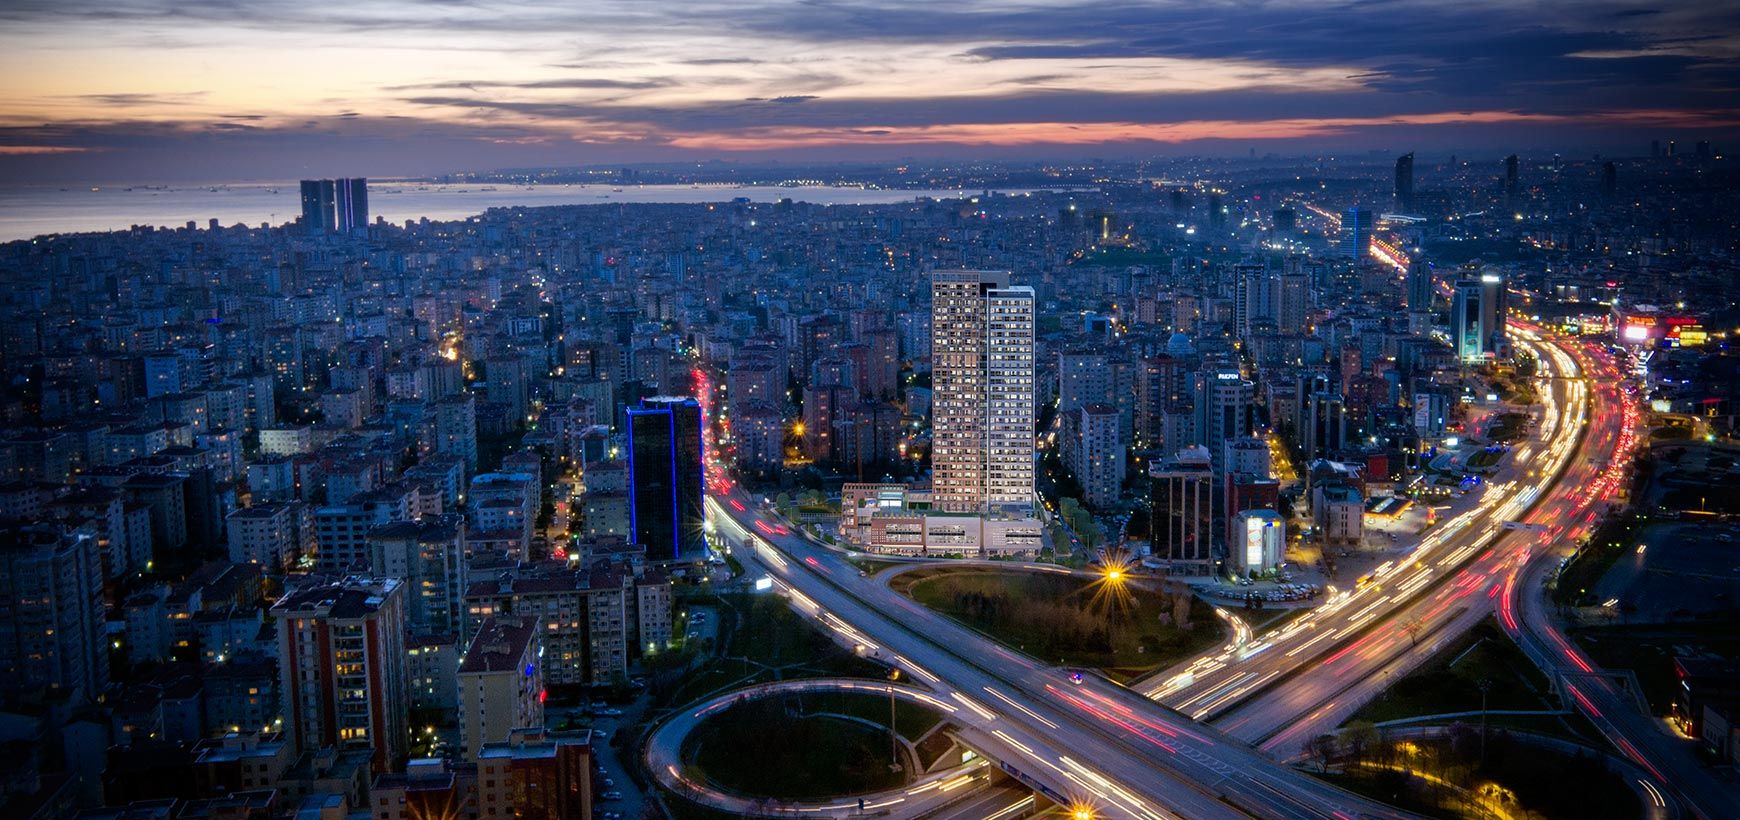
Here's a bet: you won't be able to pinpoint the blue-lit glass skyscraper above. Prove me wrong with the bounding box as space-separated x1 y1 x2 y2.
627 396 706 562
299 179 335 234
1340 207 1371 259
336 177 368 234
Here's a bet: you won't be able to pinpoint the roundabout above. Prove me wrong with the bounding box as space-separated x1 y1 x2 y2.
646 677 992 817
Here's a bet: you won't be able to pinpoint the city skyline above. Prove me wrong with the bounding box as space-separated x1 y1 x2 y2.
4 0 1740 182
1 3 1737 818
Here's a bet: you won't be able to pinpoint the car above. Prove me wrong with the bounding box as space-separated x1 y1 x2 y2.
1068 670 1085 685
602 791 624 801
601 707 623 716
602 778 615 787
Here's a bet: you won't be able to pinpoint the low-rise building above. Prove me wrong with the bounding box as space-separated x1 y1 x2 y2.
476 728 592 820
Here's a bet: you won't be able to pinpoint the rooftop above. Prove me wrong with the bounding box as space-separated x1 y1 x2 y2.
270 576 400 620
458 615 539 675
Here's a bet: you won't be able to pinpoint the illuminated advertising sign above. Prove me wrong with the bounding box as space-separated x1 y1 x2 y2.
1244 516 1267 570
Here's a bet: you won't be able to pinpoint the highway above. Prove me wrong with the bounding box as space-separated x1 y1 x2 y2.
1217 329 1607 753
1121 327 1717 818
1500 338 1738 820
707 494 1421 820
690 324 1711 818
1141 329 1598 740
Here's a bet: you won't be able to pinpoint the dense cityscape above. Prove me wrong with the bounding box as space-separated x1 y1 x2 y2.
4 2 1740 819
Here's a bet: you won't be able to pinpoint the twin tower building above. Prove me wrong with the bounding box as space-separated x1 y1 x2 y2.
930 270 1038 516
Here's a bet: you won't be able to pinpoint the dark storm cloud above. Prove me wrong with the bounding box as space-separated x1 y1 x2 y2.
7 0 1740 180
0 115 597 183
728 1 1740 107
400 83 1727 135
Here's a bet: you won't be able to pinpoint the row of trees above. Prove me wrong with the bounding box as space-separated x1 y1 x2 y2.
1304 723 1636 819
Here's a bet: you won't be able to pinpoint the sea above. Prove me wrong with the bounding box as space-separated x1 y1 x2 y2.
0 181 1008 243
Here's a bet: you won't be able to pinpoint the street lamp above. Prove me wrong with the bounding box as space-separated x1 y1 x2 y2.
887 668 902 772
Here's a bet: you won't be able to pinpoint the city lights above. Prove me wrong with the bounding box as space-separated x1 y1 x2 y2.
0 8 1719 811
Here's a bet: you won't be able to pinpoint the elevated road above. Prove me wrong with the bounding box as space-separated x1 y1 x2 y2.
690 325 1676 818
708 495 1420 819
1501 337 1737 820
645 677 994 817
1138 330 1594 736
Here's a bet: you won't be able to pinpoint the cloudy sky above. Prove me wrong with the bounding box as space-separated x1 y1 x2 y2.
2 0 1738 182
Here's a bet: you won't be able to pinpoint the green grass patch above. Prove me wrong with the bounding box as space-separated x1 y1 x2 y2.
1485 412 1531 443
654 593 888 710
896 569 1225 682
1551 515 1646 606
1351 620 1557 726
1465 447 1506 470
684 692 941 800
847 556 905 576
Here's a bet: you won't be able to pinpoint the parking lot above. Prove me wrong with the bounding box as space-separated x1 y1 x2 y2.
1594 521 1740 622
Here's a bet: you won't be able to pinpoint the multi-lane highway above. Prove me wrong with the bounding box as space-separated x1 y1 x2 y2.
1500 338 1736 820
707 494 1419 819
1140 329 1598 743
687 324 1722 818
1121 327 1723 818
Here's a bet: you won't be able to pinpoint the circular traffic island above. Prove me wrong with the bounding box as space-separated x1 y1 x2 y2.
681 689 945 802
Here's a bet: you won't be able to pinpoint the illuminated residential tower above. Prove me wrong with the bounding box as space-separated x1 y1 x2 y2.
930 270 1035 514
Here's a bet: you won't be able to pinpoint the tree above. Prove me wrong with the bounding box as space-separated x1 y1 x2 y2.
1342 720 1380 763
1514 352 1539 379
1306 734 1338 773
1165 580 1194 630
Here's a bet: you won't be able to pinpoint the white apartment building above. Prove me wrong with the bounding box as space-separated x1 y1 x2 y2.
931 270 1035 514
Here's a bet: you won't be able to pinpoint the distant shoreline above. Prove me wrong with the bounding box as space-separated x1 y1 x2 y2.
0 182 1062 243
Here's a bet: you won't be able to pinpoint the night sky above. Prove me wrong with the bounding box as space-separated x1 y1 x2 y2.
3 0 1738 181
